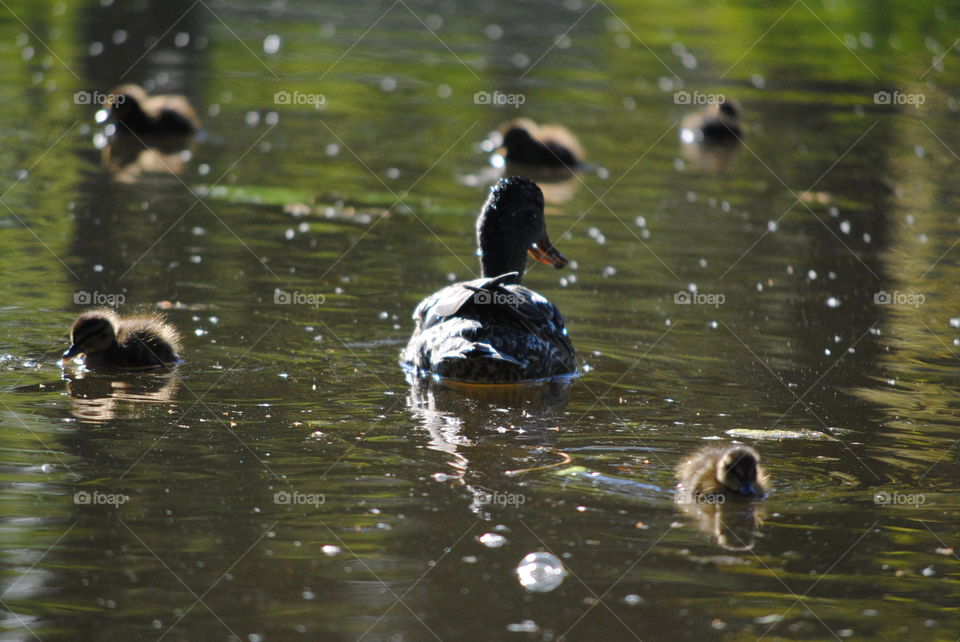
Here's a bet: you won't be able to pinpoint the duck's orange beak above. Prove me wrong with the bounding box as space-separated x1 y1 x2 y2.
528 234 568 269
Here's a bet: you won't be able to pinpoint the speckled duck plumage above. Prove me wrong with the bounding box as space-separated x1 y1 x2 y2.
401 177 576 383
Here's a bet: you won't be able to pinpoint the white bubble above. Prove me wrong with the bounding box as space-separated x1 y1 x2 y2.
516 552 566 592
263 34 281 54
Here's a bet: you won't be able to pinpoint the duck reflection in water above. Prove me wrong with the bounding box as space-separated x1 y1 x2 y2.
405 374 572 515
63 371 180 424
96 85 200 183
675 444 768 550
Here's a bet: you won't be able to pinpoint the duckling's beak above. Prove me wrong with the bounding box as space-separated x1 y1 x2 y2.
62 344 82 360
738 482 760 498
528 234 568 269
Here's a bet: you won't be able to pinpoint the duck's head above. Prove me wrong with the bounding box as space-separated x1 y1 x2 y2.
106 85 150 128
476 176 568 281
63 310 120 360
716 446 764 498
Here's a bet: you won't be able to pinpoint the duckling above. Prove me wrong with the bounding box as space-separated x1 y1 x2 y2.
497 118 584 170
680 98 742 145
401 176 576 383
676 444 767 501
104 84 200 136
62 309 182 368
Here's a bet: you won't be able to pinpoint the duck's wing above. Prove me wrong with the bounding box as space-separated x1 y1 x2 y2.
412 272 520 327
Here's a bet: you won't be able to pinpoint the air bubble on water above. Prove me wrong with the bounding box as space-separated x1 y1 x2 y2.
624 594 643 605
507 620 539 633
484 24 503 40
840 221 851 234
263 34 281 54
949 318 960 328
516 552 566 592
321 545 340 556
768 221 778 233
807 269 817 280
479 533 507 548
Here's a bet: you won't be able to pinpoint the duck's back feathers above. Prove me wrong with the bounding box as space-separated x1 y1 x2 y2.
403 273 575 383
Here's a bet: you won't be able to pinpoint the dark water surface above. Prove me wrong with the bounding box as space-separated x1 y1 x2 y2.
1 1 960 640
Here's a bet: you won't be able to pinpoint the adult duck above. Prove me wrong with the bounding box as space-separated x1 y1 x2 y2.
402 177 576 383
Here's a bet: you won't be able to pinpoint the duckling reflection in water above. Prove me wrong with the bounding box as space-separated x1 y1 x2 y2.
62 309 182 369
675 444 768 551
65 371 180 423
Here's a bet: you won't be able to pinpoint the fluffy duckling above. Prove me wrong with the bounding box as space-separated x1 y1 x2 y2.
497 118 584 169
680 98 742 145
63 309 182 368
104 85 200 136
676 444 767 501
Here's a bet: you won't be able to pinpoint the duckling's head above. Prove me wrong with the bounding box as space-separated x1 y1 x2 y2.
476 176 567 281
106 85 150 128
716 446 764 498
63 310 120 360
717 99 739 119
